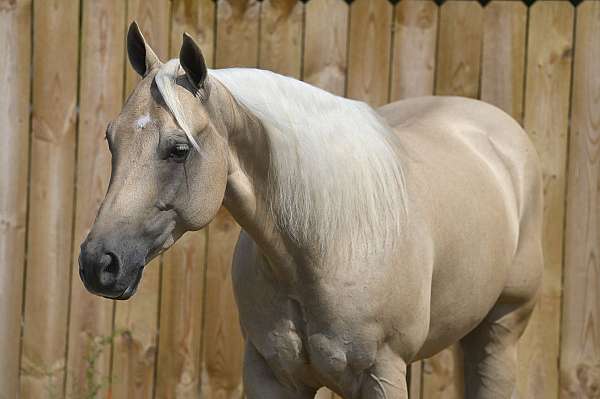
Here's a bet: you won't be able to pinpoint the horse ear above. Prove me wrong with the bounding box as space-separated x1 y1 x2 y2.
180 32 208 91
127 21 161 77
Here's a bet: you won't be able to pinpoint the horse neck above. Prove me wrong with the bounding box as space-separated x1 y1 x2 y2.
208 78 294 267
207 72 406 269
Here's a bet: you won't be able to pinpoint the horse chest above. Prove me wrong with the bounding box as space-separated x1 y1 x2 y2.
232 255 379 389
242 296 378 390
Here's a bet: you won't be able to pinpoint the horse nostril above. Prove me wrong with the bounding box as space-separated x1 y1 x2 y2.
105 252 120 275
96 252 120 287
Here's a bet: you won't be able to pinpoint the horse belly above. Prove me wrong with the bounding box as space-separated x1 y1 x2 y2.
417 270 506 358
412 170 518 359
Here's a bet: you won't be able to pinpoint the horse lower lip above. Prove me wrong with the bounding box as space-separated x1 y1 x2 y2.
107 284 135 300
118 285 135 300
115 266 145 300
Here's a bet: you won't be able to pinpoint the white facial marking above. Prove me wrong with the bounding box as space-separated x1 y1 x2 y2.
136 114 151 129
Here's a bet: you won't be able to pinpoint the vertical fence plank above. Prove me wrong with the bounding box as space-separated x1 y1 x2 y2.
170 0 216 66
202 209 245 399
111 2 170 398
315 387 334 399
481 0 527 124
389 2 438 396
423 2 483 398
480 5 530 394
347 0 393 106
65 1 126 397
480 13 529 396
215 0 260 68
1 2 590 399
201 2 260 397
303 0 348 96
19 0 80 397
422 347 464 399
517 2 574 399
259 0 303 79
154 1 215 397
434 1 483 98
261 0 303 90
560 2 600 396
408 362 423 399
0 1 31 398
559 1 600 398
390 0 438 101
303 2 346 396
156 234 208 399
124 1 171 95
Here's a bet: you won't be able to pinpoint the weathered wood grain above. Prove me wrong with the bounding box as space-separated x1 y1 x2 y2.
124 0 171 94
154 2 215 396
170 0 215 66
423 2 483 397
303 0 348 96
422 345 465 399
0 1 31 398
560 2 600 398
408 360 423 399
315 387 334 399
201 209 244 399
517 2 574 399
5 2 595 399
389 2 438 395
156 232 208 399
259 0 303 79
201 2 260 396
303 2 346 397
347 0 393 106
434 1 483 98
390 0 438 101
64 1 126 397
481 0 527 124
215 0 260 69
261 0 303 85
111 262 161 399
19 0 80 397
111 2 170 398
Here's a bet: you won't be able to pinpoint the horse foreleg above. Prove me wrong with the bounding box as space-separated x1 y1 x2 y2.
243 342 316 399
358 350 408 399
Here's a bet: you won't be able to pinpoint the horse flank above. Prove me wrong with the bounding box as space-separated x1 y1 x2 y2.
156 59 407 259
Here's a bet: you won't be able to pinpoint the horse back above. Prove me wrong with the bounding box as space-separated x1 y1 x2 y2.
379 96 541 237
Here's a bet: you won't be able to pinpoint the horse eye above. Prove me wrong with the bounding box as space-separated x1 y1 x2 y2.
169 143 190 161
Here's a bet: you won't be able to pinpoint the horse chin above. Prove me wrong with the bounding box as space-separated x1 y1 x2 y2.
103 265 145 301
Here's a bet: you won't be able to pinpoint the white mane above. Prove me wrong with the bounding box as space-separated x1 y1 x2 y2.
157 60 407 259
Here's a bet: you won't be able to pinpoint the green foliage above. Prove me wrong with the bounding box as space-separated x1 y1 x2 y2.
39 330 126 399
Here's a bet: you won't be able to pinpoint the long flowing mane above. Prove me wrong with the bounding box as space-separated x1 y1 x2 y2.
157 60 407 259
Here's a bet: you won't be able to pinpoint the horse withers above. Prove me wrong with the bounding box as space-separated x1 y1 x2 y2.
79 22 543 399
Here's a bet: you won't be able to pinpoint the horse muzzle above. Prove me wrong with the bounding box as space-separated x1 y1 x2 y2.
78 238 145 300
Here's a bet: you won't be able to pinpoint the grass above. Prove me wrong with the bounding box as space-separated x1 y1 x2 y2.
36 329 124 399
73 330 121 399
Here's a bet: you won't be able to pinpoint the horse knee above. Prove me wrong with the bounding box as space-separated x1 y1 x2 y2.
244 343 315 399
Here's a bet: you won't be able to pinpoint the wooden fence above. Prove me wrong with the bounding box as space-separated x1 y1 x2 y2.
0 0 598 398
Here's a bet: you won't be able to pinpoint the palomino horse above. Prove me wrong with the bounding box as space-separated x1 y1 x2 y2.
79 22 543 399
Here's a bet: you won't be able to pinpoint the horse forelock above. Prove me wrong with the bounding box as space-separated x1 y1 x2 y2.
155 60 408 259
154 59 202 153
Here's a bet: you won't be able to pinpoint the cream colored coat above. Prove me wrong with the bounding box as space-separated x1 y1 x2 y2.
79 24 543 399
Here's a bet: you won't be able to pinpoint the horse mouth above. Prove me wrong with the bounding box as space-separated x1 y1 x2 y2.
103 265 145 300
